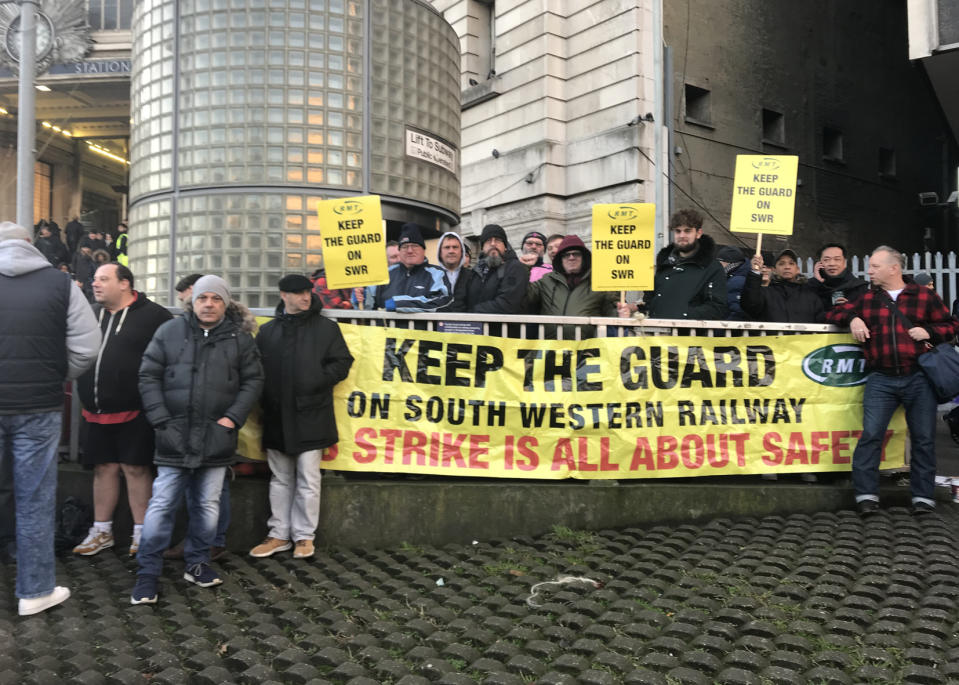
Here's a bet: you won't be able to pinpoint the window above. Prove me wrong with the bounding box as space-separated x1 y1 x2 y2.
879 147 897 178
684 84 711 126
762 108 785 146
823 127 844 162
475 0 495 80
33 161 52 222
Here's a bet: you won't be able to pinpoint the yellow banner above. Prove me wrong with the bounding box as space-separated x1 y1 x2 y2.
321 325 905 478
729 155 799 235
590 203 656 291
316 195 389 289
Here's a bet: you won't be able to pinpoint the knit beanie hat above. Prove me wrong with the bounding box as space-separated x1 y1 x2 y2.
192 274 232 304
398 223 426 249
480 223 509 247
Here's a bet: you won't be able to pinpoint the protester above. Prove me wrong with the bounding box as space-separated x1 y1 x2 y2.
310 266 354 310
545 234 565 263
73 264 172 557
526 235 617 338
132 275 263 604
809 242 868 310
166 272 231 562
716 245 751 320
741 249 825 323
436 232 479 312
385 239 400 266
913 271 935 290
620 209 727 320
249 275 354 559
372 224 451 312
175 273 204 306
34 224 69 266
471 223 528 314
826 246 959 516
518 231 548 268
0 221 100 615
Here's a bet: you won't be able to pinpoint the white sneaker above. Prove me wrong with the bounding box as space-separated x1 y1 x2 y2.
72 528 114 556
19 586 70 616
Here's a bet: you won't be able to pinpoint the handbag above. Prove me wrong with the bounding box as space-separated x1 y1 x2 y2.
886 297 959 402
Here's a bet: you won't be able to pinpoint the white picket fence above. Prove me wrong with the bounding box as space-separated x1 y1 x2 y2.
800 251 959 309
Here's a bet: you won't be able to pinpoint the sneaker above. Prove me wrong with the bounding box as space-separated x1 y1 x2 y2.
183 562 222 588
293 539 315 559
210 546 227 562
163 541 184 560
912 501 936 516
18 586 70 616
249 537 291 558
129 539 139 557
130 575 159 605
856 499 880 516
73 528 114 556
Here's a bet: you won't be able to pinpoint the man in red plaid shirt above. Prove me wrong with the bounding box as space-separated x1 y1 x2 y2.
826 246 959 516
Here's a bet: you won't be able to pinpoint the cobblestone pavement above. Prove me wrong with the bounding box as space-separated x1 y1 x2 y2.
3 504 959 684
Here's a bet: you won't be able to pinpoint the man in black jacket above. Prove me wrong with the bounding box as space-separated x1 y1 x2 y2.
808 242 868 311
132 275 263 604
741 249 825 323
372 224 451 312
436 232 479 312
249 275 354 560
73 264 172 557
471 223 528 314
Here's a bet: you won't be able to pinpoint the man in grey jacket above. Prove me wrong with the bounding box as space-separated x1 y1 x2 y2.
0 221 100 616
132 275 263 604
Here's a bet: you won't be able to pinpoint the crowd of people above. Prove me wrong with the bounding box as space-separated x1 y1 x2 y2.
1 207 956 616
30 218 129 302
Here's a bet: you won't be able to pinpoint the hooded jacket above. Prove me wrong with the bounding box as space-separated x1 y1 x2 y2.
372 259 452 312
807 266 869 310
740 272 826 323
647 234 728 320
0 238 100 414
435 232 480 313
138 303 263 468
77 291 173 414
257 293 354 453
526 235 617 337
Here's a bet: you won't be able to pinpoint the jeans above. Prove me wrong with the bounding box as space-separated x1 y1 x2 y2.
0 445 15 553
266 448 322 542
852 371 937 504
0 411 61 598
214 470 230 547
137 466 226 577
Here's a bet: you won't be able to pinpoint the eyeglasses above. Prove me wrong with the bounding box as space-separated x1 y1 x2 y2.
561 252 583 260
398 243 421 251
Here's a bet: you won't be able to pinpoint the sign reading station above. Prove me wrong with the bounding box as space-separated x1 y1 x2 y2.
591 203 656 291
729 155 799 235
316 195 389 289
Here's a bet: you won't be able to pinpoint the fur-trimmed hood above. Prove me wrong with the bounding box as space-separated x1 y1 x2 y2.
656 233 718 269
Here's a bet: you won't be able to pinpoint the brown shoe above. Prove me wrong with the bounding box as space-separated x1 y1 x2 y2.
293 539 315 559
210 546 227 561
249 537 292 558
162 540 185 560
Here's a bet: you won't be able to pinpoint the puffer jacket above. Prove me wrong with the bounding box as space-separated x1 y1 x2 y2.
647 234 728 320
138 303 263 468
525 235 617 338
257 294 354 453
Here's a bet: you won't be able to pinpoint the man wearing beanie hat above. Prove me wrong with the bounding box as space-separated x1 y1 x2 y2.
526 234 617 338
741 249 825 323
472 223 528 314
249 274 353 560
371 223 452 312
133 275 263 604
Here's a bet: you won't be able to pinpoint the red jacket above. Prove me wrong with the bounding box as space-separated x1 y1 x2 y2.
826 283 958 374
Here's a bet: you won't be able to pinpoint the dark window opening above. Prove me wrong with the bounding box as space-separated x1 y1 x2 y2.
684 84 711 126
762 108 785 146
823 127 844 162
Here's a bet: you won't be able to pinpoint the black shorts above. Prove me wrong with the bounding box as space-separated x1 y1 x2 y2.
80 413 155 467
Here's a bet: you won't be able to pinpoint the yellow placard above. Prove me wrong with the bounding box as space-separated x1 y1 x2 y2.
590 203 656 291
318 324 905 479
729 155 799 235
316 195 389 289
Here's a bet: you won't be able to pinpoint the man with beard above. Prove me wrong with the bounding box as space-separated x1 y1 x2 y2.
622 209 727 320
808 242 868 310
471 224 528 314
436 232 479 312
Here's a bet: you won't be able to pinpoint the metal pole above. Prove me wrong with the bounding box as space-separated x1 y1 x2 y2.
651 0 666 252
16 0 39 229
